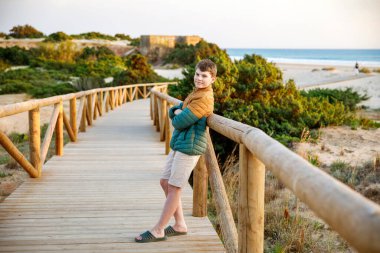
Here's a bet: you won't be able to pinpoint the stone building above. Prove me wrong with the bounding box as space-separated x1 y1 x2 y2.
140 35 202 62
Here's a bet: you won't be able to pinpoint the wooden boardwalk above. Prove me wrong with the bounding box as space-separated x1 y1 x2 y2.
0 99 225 252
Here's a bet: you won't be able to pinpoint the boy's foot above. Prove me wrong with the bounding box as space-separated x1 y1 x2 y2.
135 230 167 243
164 225 187 237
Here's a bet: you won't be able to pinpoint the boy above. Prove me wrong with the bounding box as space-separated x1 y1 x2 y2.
135 59 216 243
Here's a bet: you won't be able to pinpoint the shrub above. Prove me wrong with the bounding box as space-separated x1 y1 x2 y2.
359 67 371 74
164 43 196 65
0 32 6 38
0 46 31 65
77 46 115 61
0 80 33 94
34 41 79 63
113 54 161 85
321 67 336 71
0 60 10 72
70 32 116 41
301 88 369 111
115 33 132 40
44 32 72 42
28 83 78 98
129 37 140 46
9 24 44 38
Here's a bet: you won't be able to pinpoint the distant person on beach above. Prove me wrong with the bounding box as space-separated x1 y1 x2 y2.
354 62 359 75
135 59 216 243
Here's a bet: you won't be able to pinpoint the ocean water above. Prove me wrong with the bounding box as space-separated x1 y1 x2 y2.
225 48 380 67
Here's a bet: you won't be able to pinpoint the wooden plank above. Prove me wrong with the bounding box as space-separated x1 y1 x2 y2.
0 99 225 253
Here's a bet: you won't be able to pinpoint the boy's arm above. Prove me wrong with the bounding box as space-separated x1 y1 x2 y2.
171 107 200 130
171 95 214 130
168 102 183 119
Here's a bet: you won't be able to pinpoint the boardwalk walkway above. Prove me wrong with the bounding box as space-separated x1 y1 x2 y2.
0 99 225 252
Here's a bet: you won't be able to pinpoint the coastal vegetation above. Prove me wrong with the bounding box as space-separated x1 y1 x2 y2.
0 33 163 97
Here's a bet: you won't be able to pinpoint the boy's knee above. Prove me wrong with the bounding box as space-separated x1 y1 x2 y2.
168 183 181 193
160 178 168 188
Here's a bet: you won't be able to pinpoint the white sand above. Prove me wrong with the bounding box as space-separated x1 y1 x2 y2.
277 63 380 109
154 68 184 79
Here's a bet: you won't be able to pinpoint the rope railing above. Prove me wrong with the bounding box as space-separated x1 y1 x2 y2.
150 87 380 253
0 82 176 178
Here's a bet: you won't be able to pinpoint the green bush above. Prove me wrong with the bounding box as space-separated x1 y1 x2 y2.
0 46 31 65
44 32 72 42
301 88 369 111
0 60 10 72
113 54 161 85
164 43 196 65
129 37 140 46
70 32 116 41
115 33 132 40
28 83 78 98
9 24 44 38
0 80 33 94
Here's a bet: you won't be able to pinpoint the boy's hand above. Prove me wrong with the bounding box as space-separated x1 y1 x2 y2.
174 109 182 115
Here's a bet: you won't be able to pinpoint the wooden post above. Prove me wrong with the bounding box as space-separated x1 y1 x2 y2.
154 96 160 131
135 87 139 100
70 97 77 141
193 155 208 217
80 100 86 132
29 107 41 177
238 143 265 253
239 144 249 253
144 86 147 98
152 94 156 125
55 101 63 156
204 131 238 253
165 103 171 155
247 151 265 253
104 91 109 113
150 94 153 120
115 89 118 106
99 91 103 115
160 99 167 141
87 94 93 125
92 93 97 120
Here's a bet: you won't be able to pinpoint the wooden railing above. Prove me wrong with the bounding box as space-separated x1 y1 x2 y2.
0 82 176 178
150 86 380 253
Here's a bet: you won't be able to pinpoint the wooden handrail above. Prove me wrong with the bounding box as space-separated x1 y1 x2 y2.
150 87 380 253
0 82 175 179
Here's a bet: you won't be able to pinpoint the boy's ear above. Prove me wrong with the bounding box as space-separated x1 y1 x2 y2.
211 76 216 83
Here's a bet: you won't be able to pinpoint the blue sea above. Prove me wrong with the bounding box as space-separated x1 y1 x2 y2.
225 49 380 67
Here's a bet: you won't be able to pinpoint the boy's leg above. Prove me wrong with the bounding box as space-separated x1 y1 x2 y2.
135 184 182 240
160 179 187 232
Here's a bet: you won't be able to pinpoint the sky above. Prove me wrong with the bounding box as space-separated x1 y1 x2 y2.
0 0 379 49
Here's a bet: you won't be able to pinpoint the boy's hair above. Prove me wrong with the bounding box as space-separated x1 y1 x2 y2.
196 59 217 78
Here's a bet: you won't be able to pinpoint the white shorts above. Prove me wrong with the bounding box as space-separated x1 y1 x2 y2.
161 150 201 188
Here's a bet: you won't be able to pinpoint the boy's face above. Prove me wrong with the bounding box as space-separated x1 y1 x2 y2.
194 68 215 89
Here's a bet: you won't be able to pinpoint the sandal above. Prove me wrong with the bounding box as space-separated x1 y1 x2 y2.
164 225 187 237
135 230 167 243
